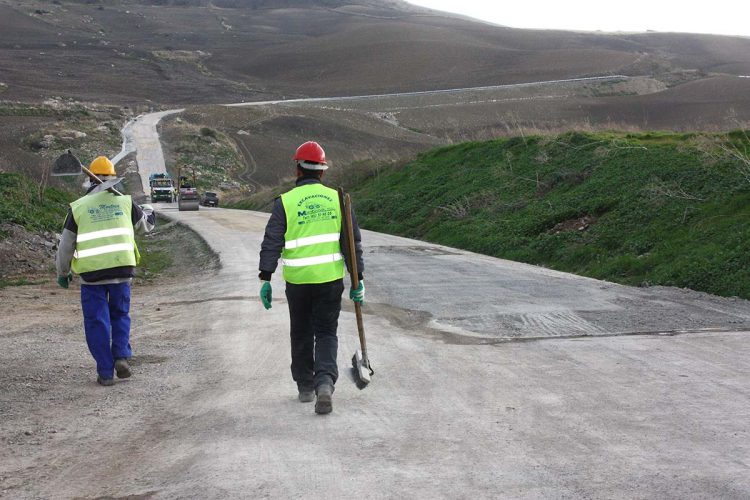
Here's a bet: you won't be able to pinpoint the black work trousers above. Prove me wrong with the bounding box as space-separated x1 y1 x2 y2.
285 279 344 390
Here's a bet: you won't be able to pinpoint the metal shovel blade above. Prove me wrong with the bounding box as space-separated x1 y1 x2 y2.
351 349 371 388
51 151 83 176
91 178 123 193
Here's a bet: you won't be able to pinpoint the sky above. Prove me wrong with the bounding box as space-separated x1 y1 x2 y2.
406 0 750 37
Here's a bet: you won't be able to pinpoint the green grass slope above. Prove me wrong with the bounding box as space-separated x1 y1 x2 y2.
0 172 75 234
351 131 750 298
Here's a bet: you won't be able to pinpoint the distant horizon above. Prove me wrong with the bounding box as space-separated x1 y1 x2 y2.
406 0 750 38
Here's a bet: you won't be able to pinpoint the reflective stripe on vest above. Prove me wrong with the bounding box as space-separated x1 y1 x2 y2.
76 242 135 259
281 183 345 284
76 227 134 243
282 252 343 267
285 232 341 250
70 191 138 274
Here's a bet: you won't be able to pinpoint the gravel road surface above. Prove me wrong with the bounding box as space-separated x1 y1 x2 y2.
2 206 749 499
2 105 749 498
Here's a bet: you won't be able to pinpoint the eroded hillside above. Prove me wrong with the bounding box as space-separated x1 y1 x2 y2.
1 0 749 104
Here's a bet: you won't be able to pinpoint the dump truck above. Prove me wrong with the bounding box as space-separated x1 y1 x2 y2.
149 173 175 203
177 167 199 211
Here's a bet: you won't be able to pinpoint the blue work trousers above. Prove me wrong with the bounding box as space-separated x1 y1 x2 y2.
80 282 132 379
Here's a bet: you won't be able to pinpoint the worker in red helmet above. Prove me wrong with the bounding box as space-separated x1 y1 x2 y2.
258 141 365 415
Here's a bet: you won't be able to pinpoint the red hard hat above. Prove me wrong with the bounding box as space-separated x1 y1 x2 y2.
293 141 327 165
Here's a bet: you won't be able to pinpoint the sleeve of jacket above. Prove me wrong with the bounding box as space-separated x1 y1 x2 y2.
132 201 156 234
258 198 286 280
55 209 77 277
342 203 365 280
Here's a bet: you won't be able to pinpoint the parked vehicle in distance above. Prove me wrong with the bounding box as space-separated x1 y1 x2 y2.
201 191 219 207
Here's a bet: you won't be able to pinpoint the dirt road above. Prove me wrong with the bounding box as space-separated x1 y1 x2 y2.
223 75 632 107
2 106 750 498
125 110 185 190
3 203 749 498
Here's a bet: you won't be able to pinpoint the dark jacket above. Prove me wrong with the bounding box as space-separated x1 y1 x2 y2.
259 176 364 281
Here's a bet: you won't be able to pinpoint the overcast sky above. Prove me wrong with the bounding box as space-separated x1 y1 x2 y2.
406 1 750 37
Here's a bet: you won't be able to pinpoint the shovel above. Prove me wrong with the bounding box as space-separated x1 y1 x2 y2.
51 150 123 196
339 188 373 388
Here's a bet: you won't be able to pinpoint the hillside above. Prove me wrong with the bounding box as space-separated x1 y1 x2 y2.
1 0 749 104
350 130 750 299
3 0 750 192
0 100 130 178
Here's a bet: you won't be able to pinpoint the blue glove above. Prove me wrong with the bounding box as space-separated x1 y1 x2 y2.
260 281 272 310
349 280 365 303
57 272 72 289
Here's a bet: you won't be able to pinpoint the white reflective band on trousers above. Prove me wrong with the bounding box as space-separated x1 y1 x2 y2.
285 232 340 249
76 227 134 242
75 242 135 259
282 253 343 267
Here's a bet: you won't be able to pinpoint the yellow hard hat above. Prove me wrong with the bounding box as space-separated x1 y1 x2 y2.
89 156 116 176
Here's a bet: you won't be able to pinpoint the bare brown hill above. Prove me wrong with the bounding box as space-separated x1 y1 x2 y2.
380 75 750 139
154 74 748 198
1 0 749 104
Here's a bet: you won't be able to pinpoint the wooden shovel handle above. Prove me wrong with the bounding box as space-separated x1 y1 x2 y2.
340 188 368 360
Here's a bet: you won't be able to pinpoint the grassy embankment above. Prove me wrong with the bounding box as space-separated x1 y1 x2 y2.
0 172 75 287
134 216 221 283
0 172 74 234
350 131 750 299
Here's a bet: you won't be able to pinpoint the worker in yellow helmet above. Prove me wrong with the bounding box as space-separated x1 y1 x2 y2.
55 156 156 386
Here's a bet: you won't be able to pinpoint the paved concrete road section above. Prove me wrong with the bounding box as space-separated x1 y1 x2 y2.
150 207 749 499
126 109 184 190
359 231 750 340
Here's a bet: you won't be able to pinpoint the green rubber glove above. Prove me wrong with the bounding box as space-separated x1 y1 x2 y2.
349 280 365 303
57 272 72 289
260 281 272 310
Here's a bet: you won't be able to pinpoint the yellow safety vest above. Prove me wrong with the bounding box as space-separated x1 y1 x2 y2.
280 183 345 284
70 191 139 274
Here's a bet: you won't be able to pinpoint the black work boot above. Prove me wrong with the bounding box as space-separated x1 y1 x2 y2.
298 384 315 403
314 384 333 415
97 375 114 386
115 358 132 379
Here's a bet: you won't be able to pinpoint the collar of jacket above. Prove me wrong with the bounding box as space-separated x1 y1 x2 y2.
295 176 322 187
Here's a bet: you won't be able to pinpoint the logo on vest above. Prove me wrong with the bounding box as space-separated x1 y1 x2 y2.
87 203 126 223
296 201 336 225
